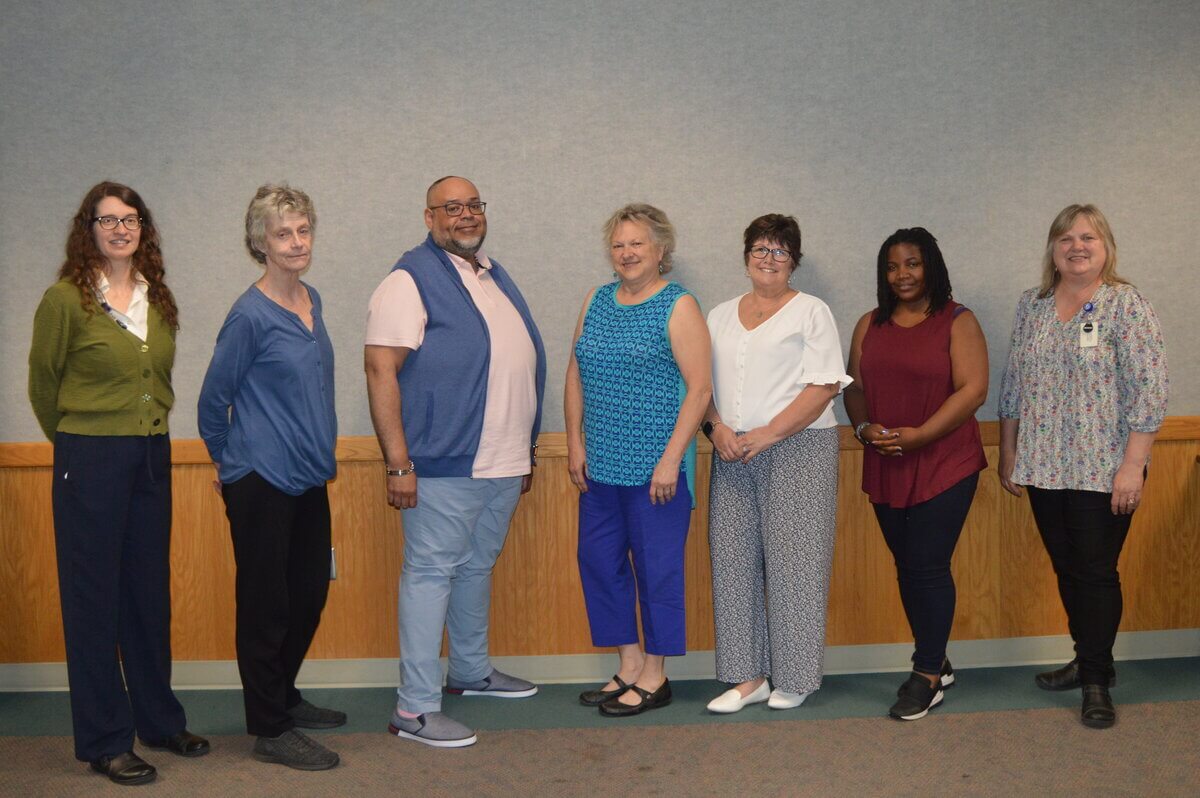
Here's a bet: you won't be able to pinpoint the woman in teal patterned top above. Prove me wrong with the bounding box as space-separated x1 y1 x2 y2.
565 203 712 717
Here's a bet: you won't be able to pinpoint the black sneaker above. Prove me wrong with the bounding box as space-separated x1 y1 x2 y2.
897 660 954 695
289 698 347 729
889 673 943 721
253 729 340 771
940 659 955 689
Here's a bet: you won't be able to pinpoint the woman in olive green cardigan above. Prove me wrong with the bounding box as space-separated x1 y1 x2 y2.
28 182 208 786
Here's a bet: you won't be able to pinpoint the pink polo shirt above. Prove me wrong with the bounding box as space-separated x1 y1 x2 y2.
365 250 537 478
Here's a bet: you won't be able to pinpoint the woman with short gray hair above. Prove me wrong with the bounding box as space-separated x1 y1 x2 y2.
198 184 342 770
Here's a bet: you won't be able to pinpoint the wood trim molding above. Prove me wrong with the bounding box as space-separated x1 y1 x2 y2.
2 417 1198 468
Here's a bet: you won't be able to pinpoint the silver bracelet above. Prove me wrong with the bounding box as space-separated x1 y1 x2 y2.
385 460 416 477
854 421 871 444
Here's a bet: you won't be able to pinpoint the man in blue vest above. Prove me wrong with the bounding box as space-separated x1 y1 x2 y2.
365 176 546 747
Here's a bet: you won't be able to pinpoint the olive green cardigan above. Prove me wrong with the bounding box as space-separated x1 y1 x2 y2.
28 279 176 440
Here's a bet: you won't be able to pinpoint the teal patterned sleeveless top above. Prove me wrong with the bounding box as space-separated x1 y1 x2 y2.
575 281 696 501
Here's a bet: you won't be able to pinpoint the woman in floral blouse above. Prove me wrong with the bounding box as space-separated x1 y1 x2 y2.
999 204 1168 730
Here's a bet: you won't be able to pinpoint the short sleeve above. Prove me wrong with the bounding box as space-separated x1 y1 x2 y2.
798 298 853 391
365 270 426 349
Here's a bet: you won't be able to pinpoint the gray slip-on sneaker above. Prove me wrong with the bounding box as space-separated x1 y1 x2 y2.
388 711 477 748
289 698 348 729
445 668 538 698
253 729 340 770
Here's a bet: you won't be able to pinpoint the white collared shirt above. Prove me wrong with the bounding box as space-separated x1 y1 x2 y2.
95 272 151 341
708 291 852 431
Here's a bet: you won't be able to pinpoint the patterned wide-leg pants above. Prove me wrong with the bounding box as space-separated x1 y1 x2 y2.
708 427 839 693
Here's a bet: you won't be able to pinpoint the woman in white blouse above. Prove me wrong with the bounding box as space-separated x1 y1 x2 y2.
702 214 851 713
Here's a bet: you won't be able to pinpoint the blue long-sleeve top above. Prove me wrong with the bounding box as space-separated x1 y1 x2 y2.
198 283 336 495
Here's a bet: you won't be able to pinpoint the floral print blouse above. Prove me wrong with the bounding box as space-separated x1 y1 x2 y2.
999 282 1168 492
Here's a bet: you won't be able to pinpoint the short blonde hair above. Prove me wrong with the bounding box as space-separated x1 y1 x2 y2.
244 184 316 265
1039 204 1128 297
602 203 676 274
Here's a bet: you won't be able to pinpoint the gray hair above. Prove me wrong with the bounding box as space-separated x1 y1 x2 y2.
602 203 676 274
244 184 316 264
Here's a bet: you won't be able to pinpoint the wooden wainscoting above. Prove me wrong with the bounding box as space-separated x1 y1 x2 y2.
1 420 1197 664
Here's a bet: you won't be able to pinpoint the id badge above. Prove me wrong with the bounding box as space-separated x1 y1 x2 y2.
1079 321 1098 348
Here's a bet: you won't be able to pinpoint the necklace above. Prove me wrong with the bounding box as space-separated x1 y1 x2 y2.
747 291 792 319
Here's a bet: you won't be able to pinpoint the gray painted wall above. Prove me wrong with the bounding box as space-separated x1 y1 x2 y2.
3 0 1196 441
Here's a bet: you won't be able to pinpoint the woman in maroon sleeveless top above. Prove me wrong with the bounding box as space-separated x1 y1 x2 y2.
844 228 989 721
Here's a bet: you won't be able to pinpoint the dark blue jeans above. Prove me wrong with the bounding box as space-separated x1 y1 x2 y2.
873 473 979 675
1026 485 1134 687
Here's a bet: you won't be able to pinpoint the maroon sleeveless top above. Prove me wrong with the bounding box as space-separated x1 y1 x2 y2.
859 301 986 508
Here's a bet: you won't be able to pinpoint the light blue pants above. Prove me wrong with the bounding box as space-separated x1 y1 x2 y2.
397 476 523 713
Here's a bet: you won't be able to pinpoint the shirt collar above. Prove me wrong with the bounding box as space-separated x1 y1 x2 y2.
443 250 492 272
95 271 150 297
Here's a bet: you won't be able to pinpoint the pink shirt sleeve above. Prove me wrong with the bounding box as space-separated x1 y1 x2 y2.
365 269 426 349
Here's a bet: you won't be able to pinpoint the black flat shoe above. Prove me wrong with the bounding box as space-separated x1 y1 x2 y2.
599 679 672 716
1035 661 1116 691
1081 685 1116 729
90 751 157 785
140 729 211 757
579 674 631 706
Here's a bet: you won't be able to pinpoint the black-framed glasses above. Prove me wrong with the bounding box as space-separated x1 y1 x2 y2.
93 215 143 231
748 246 791 262
427 201 486 217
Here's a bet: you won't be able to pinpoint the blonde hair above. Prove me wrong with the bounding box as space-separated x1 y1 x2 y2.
602 203 676 274
1038 204 1128 297
244 184 316 265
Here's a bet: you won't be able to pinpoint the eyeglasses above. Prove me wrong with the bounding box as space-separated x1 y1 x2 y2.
428 201 487 217
748 246 791 262
93 215 143 231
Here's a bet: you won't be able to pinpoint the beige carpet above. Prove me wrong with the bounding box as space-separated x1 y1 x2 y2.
5 701 1197 797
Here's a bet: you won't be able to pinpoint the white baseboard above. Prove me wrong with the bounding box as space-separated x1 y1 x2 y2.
3 629 1197 692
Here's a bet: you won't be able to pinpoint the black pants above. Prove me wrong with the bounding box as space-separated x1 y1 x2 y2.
1027 485 1134 686
222 471 332 737
51 433 187 762
872 473 979 675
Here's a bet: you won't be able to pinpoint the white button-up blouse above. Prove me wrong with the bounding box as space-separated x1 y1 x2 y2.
708 291 852 432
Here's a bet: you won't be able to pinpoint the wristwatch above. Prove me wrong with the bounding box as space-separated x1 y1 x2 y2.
702 420 722 440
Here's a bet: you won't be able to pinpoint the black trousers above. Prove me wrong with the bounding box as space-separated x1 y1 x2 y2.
51 433 187 762
1026 485 1134 686
872 473 978 675
222 471 332 737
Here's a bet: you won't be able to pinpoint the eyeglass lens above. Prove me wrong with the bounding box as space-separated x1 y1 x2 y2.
750 246 790 262
442 202 486 217
95 216 142 230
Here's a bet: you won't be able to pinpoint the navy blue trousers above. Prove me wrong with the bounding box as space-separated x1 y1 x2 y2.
577 478 691 656
51 433 187 762
872 473 978 675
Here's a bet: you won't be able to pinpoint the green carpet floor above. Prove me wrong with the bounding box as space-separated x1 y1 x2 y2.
2 657 1196 736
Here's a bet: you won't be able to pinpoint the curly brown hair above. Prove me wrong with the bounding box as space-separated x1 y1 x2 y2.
59 181 179 329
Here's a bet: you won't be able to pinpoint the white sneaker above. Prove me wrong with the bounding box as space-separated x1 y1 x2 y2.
768 689 813 709
706 680 770 714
